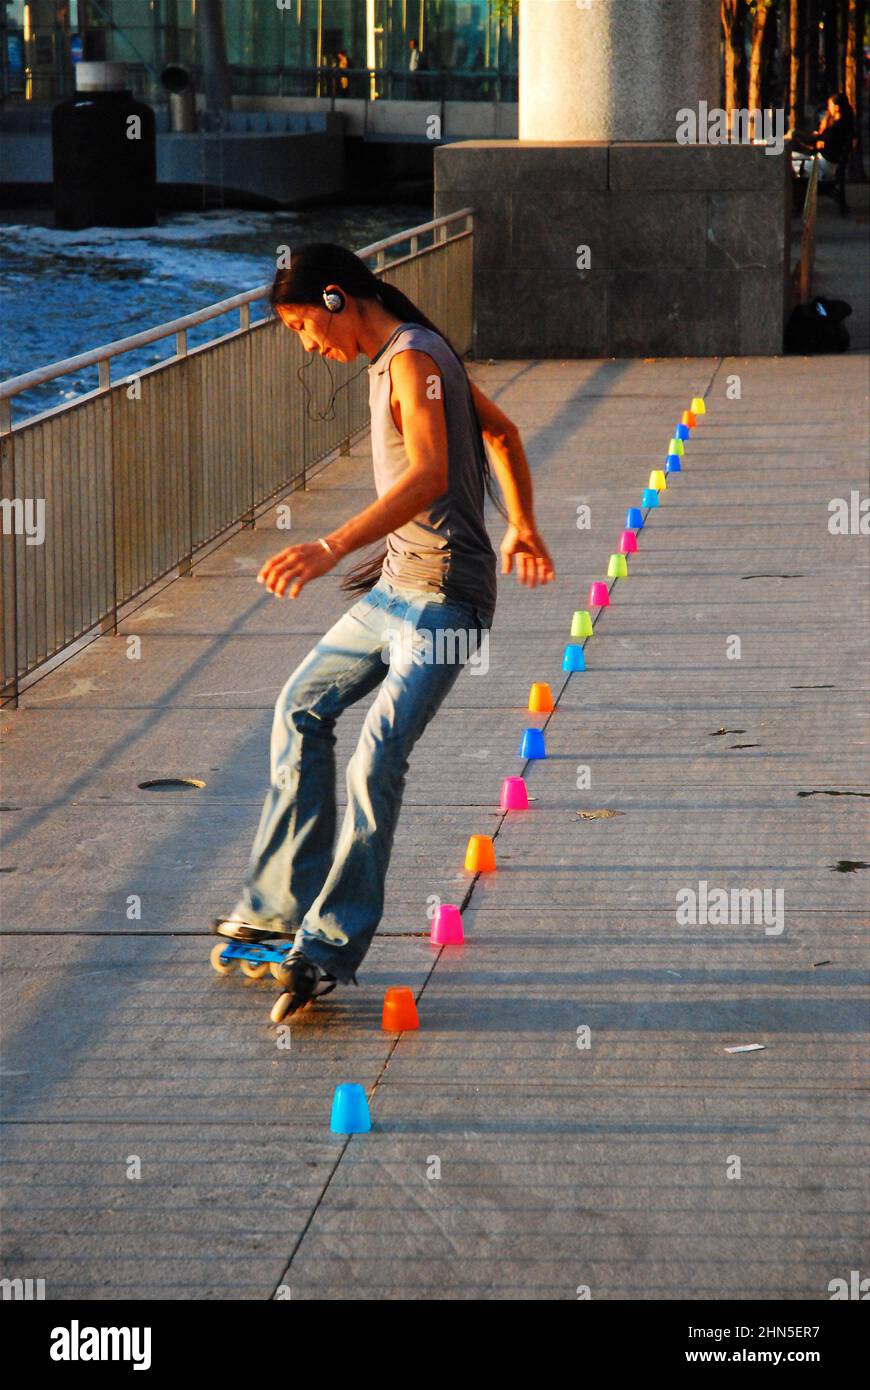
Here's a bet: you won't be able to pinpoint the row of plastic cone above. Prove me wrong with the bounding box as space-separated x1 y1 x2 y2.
583 397 706 607
330 397 709 1134
520 402 707 752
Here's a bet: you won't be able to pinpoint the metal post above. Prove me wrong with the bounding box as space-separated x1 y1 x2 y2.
316 0 323 97
242 314 256 529
0 429 19 708
99 389 118 636
179 354 194 575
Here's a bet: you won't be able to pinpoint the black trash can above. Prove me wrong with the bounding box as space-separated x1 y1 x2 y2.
52 61 157 229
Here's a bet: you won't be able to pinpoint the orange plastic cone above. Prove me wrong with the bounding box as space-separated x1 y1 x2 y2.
465 834 496 872
528 681 554 712
382 986 419 1031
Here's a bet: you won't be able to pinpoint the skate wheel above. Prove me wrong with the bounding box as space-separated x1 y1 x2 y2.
270 961 290 982
210 941 236 975
270 993 292 1024
240 960 269 980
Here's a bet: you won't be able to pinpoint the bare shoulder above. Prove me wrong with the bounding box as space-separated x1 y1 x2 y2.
388 347 443 396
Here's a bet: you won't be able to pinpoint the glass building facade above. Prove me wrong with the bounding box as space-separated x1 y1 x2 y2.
1 1 518 103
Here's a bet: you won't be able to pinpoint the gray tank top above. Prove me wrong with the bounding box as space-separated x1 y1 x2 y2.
368 321 498 616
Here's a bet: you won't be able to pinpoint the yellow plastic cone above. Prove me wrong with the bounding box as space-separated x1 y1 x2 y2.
465 834 496 872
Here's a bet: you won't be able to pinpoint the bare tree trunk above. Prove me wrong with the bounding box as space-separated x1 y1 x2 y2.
748 0 774 133
844 0 858 108
721 0 738 111
845 0 865 176
735 0 749 106
789 0 801 127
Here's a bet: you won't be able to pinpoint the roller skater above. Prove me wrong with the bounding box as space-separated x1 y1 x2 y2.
210 242 555 1020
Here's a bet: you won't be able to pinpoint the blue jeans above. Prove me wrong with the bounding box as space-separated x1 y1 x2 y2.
232 575 494 982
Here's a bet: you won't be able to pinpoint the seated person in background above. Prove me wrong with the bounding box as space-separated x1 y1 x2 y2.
792 93 855 180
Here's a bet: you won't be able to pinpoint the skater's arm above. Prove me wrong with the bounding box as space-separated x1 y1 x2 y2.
467 379 536 530
467 379 555 588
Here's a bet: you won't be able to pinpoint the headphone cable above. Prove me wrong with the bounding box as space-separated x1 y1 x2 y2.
295 352 370 423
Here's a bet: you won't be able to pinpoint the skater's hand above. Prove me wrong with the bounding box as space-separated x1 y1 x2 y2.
499 524 555 588
258 541 337 599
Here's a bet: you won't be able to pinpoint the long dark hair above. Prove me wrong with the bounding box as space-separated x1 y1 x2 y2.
269 243 507 598
831 91 855 132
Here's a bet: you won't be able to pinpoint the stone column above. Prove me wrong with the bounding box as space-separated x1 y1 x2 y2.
519 0 720 142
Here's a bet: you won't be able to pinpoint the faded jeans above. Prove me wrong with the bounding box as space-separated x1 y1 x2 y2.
232 575 494 982
791 151 836 180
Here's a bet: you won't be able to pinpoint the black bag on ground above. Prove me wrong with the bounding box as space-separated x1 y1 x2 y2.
784 296 852 353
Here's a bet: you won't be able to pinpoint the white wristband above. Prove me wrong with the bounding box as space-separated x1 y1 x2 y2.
317 537 337 559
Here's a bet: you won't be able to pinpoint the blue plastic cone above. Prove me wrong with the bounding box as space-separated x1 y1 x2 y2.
330 1084 371 1135
520 727 547 759
562 644 586 672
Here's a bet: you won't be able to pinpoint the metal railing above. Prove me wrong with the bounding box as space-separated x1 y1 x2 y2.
238 64 518 105
0 209 474 707
797 154 820 304
0 57 518 106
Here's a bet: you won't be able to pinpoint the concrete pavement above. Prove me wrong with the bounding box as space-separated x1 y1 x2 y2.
1 351 868 1299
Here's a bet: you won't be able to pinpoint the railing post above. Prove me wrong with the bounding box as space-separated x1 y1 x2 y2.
301 332 310 492
799 157 819 304
242 311 256 528
99 388 118 636
0 423 19 708
179 352 194 576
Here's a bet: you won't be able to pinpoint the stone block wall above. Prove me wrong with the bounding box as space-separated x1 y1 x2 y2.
434 141 791 357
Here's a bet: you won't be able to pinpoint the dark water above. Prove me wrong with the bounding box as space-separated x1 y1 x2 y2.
0 202 430 421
